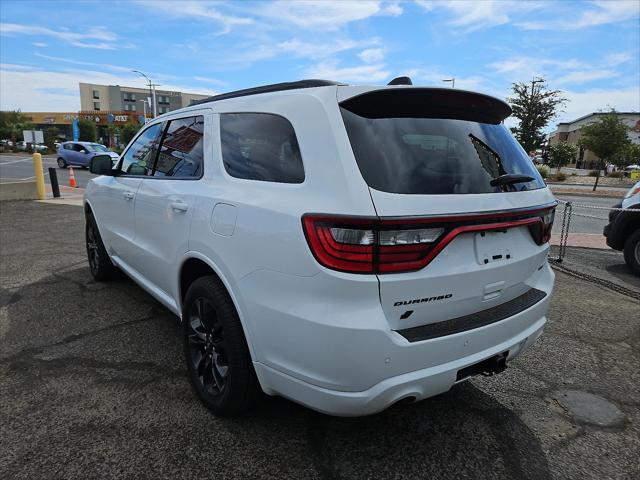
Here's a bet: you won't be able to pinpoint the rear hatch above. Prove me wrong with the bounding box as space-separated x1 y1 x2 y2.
338 87 556 331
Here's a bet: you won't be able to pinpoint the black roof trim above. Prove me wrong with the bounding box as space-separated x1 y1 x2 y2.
191 79 345 106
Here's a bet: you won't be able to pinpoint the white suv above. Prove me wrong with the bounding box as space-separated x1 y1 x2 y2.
84 79 556 416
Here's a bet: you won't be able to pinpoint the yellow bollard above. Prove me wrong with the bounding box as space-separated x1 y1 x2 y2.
32 152 46 200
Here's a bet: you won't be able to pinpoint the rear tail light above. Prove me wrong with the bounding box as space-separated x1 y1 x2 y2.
540 209 555 244
303 205 556 274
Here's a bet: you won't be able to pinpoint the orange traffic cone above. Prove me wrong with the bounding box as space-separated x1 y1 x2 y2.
68 166 78 188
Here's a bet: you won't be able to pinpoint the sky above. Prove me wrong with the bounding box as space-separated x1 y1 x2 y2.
0 0 638 129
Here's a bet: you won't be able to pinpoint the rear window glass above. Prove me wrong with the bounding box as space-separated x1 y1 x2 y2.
340 96 544 195
220 113 304 184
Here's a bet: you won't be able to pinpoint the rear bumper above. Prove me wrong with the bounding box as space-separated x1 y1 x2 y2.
255 315 546 416
241 263 554 416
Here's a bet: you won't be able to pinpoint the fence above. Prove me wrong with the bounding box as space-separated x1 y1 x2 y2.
553 199 640 300
554 199 634 262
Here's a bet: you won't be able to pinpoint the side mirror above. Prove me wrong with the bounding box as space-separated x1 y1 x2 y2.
90 155 116 176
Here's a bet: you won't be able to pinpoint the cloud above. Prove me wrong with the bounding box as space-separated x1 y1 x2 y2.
32 42 47 47
416 0 544 31
402 67 486 90
555 69 619 86
137 1 252 34
207 36 381 67
516 0 639 30
556 87 640 123
255 0 402 30
0 64 214 111
304 60 390 83
359 48 386 63
0 22 120 49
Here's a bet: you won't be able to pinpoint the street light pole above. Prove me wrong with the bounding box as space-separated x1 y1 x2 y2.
442 78 455 88
133 70 158 118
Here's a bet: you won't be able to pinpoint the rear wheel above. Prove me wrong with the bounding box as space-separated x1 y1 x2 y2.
183 276 262 416
623 229 640 276
57 157 66 168
86 213 118 281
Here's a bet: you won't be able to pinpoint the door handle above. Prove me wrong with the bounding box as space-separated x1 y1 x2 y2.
170 201 189 213
123 191 135 200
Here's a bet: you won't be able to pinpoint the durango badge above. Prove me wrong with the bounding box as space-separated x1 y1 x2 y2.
394 294 453 306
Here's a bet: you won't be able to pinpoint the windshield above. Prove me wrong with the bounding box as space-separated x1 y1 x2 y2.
340 108 545 195
86 143 109 152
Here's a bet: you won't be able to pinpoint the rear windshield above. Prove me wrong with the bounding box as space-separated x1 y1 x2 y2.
340 99 544 195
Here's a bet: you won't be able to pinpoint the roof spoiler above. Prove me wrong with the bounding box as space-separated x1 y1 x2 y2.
340 88 512 124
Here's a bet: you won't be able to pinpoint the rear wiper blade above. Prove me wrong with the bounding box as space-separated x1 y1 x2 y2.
490 174 534 187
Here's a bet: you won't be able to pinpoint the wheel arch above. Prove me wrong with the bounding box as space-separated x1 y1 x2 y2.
177 253 258 359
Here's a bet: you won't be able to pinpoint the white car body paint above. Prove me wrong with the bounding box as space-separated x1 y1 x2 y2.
85 84 556 416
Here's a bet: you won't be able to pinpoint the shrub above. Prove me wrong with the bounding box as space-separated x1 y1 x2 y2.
555 173 567 181
535 164 549 179
608 171 624 178
588 170 600 177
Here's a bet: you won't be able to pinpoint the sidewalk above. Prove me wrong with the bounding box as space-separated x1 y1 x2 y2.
549 185 626 198
38 184 84 206
550 233 608 249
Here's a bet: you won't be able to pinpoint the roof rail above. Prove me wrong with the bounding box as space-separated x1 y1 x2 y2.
191 79 345 106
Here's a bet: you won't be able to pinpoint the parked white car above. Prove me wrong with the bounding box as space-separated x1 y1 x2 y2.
84 79 556 416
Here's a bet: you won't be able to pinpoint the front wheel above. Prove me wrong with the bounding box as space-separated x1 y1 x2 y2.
57 157 66 168
623 229 640 276
183 276 262 416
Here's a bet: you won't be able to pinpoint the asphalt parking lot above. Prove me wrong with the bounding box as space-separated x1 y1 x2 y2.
1 201 639 480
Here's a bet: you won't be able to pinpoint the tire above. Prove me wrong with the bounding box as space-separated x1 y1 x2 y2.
623 229 640 276
57 157 67 168
85 213 118 281
183 276 262 416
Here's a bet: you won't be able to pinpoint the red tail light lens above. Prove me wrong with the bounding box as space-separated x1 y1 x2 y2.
541 209 555 244
303 206 556 274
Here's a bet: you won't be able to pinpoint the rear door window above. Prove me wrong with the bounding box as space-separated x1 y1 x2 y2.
340 90 544 194
153 116 204 178
220 113 304 183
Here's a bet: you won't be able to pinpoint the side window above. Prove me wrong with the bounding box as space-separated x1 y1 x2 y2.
153 116 204 178
63 144 73 150
72 143 85 152
220 113 304 183
120 123 163 176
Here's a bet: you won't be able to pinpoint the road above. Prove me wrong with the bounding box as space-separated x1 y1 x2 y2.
1 200 638 480
0 153 96 188
552 194 618 236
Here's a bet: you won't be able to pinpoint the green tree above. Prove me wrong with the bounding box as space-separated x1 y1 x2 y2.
507 79 566 154
44 127 60 148
579 111 631 190
78 119 97 142
548 142 578 172
120 123 139 146
614 142 640 168
0 110 34 144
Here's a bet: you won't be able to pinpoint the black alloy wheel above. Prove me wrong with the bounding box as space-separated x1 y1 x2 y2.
182 276 262 416
186 297 229 396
